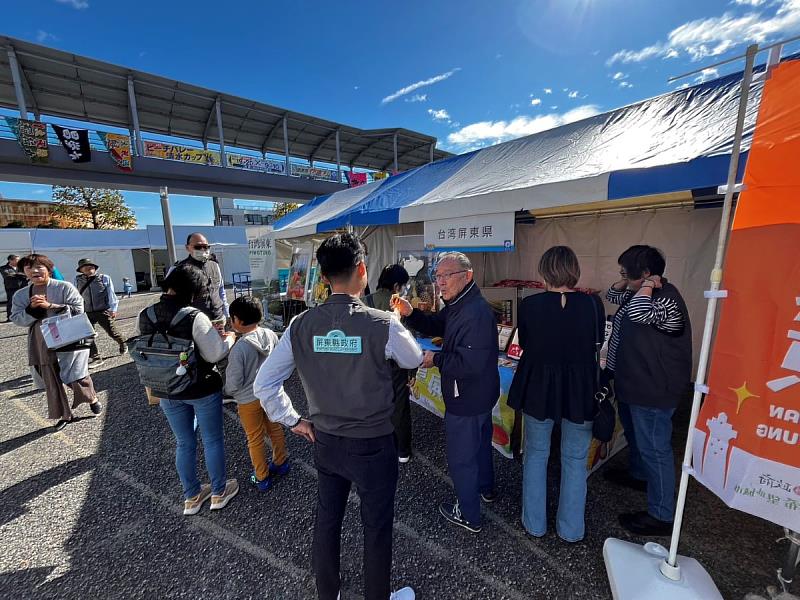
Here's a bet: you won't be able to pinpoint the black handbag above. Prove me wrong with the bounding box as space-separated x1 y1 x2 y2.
590 299 616 442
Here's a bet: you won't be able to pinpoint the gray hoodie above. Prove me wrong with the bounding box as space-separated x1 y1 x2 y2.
224 327 280 404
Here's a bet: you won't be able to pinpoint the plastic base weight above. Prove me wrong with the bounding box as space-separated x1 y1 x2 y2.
603 538 723 600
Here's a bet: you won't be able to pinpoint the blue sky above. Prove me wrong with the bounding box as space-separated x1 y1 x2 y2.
2 0 799 226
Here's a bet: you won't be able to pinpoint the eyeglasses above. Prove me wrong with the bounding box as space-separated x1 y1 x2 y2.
193 244 210 250
433 270 468 282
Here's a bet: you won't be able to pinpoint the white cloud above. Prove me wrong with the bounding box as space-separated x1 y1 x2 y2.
447 105 600 148
608 0 800 65
381 68 461 104
619 81 634 88
36 30 57 43
354 85 360 90
405 94 428 103
612 72 627 81
531 98 542 106
496 53 504 59
568 90 579 98
55 0 89 8
544 88 553 94
694 67 720 83
428 108 452 122
551 105 558 109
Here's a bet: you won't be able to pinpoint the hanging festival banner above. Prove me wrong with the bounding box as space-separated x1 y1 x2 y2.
692 60 800 531
5 117 48 163
291 164 339 182
347 172 367 188
227 153 286 174
144 141 220 166
99 133 133 172
52 124 91 163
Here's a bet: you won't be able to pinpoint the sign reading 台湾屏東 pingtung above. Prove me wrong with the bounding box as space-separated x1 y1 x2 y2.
424 212 514 252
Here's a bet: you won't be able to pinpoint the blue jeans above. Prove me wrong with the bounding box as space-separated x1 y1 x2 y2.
160 392 227 499
522 416 593 542
444 412 495 525
620 402 676 522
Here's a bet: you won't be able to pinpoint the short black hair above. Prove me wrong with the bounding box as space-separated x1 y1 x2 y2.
162 264 206 307
18 253 54 274
229 296 263 326
377 264 410 291
7 254 19 261
316 233 365 283
618 245 666 279
186 232 206 246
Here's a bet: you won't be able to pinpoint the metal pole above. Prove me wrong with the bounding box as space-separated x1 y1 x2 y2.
335 129 342 183
283 116 290 176
127 76 144 157
429 142 435 164
767 44 783 70
160 186 178 267
7 48 28 119
661 43 758 578
393 133 398 173
215 97 227 167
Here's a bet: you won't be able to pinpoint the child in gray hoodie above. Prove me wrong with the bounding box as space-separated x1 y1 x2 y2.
225 296 289 491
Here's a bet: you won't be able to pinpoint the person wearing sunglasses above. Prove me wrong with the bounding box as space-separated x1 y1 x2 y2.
392 252 499 533
172 233 229 326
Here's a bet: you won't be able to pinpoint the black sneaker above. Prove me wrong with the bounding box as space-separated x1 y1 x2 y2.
480 490 498 504
439 502 481 533
603 468 647 492
118 342 126 355
619 511 673 536
52 419 71 432
90 401 103 415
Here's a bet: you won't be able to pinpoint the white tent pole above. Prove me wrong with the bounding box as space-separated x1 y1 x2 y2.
661 43 758 579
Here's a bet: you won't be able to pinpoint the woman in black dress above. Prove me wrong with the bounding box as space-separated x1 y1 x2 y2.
508 246 604 542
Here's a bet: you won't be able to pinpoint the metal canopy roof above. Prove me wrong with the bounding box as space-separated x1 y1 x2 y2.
0 36 452 172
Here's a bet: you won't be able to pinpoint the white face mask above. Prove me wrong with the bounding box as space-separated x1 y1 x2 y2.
192 249 211 262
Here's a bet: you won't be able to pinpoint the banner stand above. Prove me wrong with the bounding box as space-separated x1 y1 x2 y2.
603 43 758 600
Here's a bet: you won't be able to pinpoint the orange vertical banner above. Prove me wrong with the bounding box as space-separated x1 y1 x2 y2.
692 60 800 530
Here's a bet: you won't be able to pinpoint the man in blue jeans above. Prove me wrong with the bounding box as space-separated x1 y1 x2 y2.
604 245 692 536
394 252 499 534
254 233 422 600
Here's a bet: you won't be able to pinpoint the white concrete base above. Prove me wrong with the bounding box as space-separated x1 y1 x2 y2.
604 538 723 600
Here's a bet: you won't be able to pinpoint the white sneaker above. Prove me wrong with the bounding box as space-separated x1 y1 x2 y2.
210 479 239 510
390 587 415 600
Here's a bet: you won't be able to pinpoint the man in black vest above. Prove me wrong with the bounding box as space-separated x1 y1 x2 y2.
254 233 421 600
174 233 229 325
2 254 27 322
394 252 499 534
604 245 692 537
75 258 125 365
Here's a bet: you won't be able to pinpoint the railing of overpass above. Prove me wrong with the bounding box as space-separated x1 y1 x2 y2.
0 117 386 186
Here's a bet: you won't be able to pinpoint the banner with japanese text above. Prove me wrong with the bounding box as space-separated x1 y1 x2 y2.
347 171 367 187
100 133 132 172
692 61 800 531
6 117 48 163
52 124 91 163
228 153 285 174
144 141 220 166
424 212 514 252
291 164 339 182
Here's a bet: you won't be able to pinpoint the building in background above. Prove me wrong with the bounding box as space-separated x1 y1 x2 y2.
0 197 62 228
214 198 275 226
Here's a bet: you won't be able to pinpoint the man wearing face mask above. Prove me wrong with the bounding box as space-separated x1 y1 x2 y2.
173 233 229 325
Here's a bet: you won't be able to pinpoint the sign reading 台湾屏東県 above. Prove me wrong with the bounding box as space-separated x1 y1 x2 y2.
423 212 514 252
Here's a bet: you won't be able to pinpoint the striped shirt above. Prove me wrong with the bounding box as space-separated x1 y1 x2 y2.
606 287 685 372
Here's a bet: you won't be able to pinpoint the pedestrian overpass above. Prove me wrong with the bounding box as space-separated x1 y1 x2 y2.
0 35 451 204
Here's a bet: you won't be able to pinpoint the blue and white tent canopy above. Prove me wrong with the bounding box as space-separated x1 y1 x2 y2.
273 64 775 240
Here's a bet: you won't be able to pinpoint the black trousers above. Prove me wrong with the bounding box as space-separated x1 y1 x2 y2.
312 430 398 600
5 288 12 319
86 310 124 357
391 368 413 456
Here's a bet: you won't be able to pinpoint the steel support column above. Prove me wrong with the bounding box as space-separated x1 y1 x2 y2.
335 129 342 183
127 76 144 156
215 97 227 167
160 186 178 266
7 48 28 119
393 133 398 173
283 116 290 175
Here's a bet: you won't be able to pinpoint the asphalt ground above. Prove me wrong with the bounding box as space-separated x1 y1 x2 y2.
0 291 792 599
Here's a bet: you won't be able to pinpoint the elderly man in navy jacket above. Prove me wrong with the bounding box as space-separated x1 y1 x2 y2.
393 252 499 533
